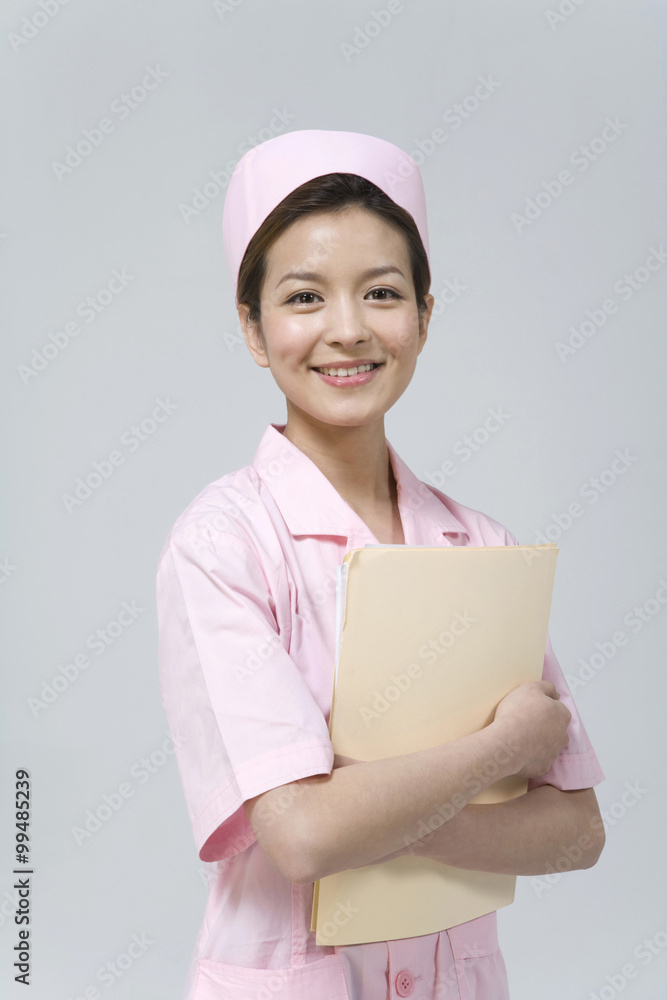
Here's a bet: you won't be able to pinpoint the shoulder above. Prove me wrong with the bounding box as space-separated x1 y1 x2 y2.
157 461 276 567
423 481 521 547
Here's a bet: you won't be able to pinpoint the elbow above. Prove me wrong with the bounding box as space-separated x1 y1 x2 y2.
284 795 327 885
582 821 606 869
288 863 316 887
279 839 318 886
245 777 328 885
567 788 606 871
288 815 322 885
575 799 606 870
260 821 318 887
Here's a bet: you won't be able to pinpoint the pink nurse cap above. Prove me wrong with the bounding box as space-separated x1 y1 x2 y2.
222 128 430 304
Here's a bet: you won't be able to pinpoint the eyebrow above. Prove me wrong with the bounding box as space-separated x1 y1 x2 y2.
276 265 407 288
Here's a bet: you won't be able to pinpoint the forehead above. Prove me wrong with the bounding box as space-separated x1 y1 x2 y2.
264 206 409 274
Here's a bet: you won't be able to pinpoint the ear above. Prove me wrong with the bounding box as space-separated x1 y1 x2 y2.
417 293 435 355
237 303 270 368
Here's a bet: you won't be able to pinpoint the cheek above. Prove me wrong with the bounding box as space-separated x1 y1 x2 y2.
391 316 420 352
263 321 308 366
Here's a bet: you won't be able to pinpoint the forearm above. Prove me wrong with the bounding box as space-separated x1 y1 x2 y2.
304 723 520 883
399 784 605 875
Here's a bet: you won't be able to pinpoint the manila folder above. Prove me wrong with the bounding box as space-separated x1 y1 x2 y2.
311 543 558 946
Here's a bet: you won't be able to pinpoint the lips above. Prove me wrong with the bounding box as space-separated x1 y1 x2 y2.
312 363 383 387
312 362 382 376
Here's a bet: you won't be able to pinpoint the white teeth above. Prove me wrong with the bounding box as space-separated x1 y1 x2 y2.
316 363 376 377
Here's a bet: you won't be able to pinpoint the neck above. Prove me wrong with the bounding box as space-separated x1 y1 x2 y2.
280 412 397 510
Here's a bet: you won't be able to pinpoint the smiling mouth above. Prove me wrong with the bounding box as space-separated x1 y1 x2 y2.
312 362 382 377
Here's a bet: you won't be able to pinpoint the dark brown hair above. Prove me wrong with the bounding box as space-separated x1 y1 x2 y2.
236 172 431 326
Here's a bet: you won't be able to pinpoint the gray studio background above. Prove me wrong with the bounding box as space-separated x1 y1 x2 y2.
2 1 666 997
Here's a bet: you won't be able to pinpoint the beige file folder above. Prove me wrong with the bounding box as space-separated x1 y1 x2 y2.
311 543 559 946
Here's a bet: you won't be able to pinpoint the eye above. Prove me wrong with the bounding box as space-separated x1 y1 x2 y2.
367 287 402 301
285 291 321 305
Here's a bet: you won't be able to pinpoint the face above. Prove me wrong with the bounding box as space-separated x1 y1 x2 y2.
237 205 434 437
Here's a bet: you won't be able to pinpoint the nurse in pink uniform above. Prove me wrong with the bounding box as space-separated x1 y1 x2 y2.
156 129 606 1000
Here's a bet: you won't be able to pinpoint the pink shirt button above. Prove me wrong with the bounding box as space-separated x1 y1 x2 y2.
395 969 415 996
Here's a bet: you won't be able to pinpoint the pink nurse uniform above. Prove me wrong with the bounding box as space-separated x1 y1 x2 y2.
156 422 605 1000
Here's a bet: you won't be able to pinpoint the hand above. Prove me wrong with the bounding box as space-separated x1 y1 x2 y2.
492 680 571 779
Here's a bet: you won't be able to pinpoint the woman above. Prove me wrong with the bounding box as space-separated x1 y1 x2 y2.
157 129 605 1000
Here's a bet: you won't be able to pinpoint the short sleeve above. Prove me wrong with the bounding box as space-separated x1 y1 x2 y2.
502 528 606 792
156 519 334 863
525 632 606 792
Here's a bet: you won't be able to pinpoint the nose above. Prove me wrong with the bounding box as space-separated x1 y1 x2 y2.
322 296 371 349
